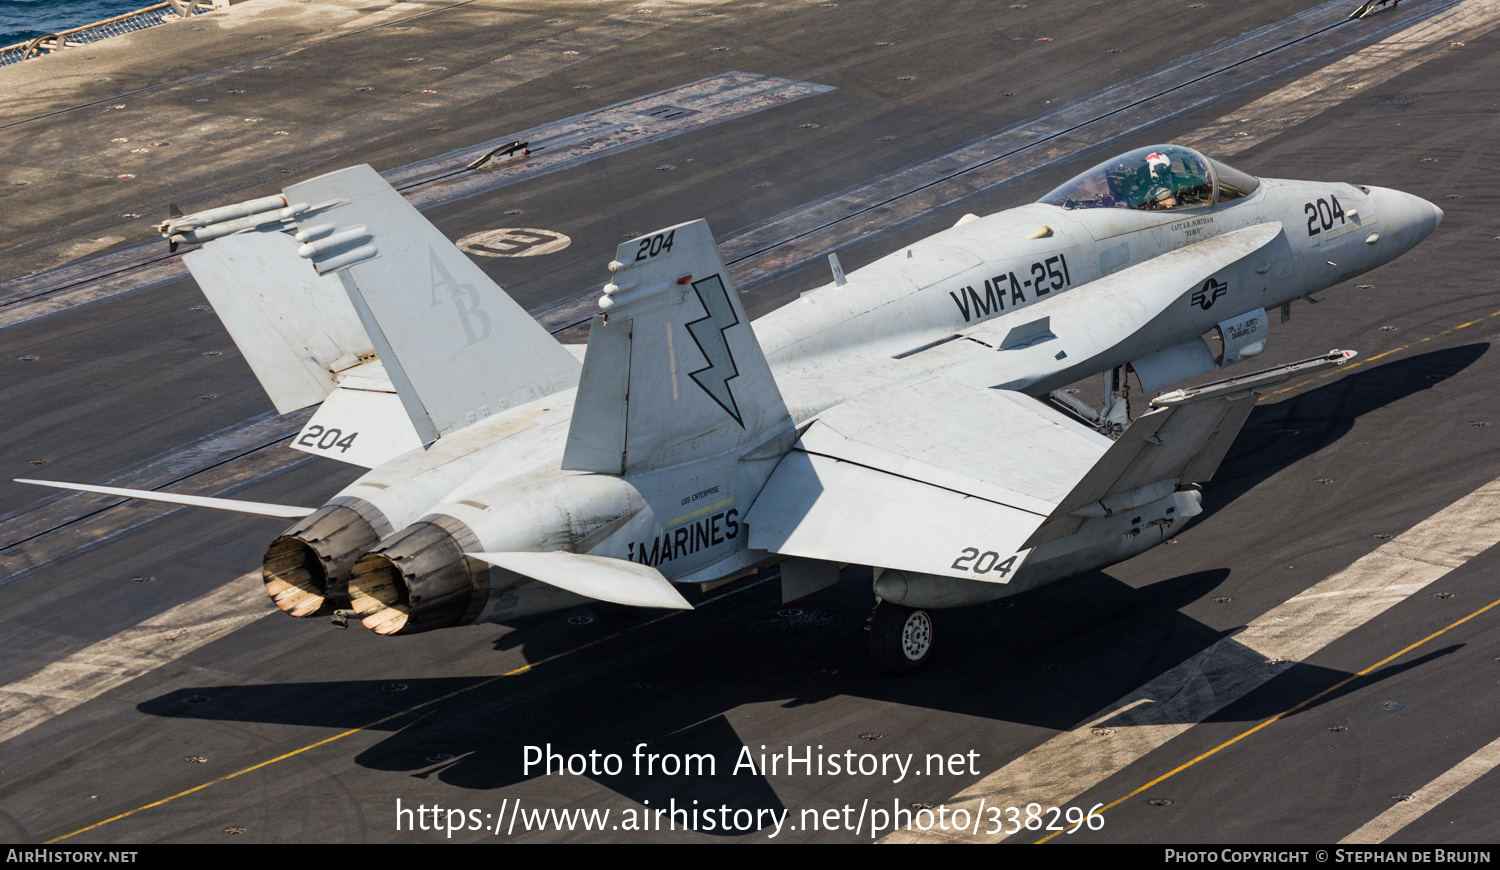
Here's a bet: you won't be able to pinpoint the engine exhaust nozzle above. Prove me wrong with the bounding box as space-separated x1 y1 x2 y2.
347 516 489 635
262 500 389 617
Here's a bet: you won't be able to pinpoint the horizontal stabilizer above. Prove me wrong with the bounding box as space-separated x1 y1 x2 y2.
465 551 694 609
15 479 315 519
291 361 423 468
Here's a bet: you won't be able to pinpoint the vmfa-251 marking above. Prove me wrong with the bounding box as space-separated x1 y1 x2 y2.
21 144 1443 672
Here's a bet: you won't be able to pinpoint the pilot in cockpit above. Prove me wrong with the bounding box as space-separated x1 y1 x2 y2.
1103 162 1140 209
1039 144 1238 213
1142 152 1179 210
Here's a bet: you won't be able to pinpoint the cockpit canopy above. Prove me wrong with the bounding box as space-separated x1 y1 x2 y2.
1038 145 1260 212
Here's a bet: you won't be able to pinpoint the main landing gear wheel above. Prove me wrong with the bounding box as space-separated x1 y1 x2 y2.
869 603 933 674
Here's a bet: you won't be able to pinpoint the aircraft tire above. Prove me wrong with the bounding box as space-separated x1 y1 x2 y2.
869 603 934 674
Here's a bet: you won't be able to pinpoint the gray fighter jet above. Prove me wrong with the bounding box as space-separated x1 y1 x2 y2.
20 144 1443 672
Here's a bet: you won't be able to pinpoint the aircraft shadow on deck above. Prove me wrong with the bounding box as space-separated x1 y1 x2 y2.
134 576 1454 822
134 346 1483 818
1197 342 1489 520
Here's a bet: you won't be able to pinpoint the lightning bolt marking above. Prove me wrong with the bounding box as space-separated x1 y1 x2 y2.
684 274 744 428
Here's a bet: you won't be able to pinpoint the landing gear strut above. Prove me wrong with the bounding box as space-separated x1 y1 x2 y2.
1099 365 1131 437
1047 366 1132 439
869 602 934 674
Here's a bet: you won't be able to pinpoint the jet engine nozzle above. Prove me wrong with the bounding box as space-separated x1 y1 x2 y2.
348 516 489 635
262 500 389 617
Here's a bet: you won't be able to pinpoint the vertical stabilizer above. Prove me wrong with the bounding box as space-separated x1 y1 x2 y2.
563 220 794 475
282 165 581 444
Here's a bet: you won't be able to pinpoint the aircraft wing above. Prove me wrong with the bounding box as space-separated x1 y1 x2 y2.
1019 390 1248 549
747 352 1353 582
1020 351 1358 551
745 377 1112 581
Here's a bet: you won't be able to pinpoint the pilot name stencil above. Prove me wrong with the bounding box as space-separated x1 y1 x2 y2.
1169 216 1215 232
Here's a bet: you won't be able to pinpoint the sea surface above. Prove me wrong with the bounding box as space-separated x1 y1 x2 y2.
1 0 162 46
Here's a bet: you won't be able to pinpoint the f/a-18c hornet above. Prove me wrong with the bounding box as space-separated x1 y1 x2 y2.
21 144 1442 672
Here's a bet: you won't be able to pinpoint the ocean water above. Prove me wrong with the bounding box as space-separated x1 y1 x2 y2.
0 0 162 46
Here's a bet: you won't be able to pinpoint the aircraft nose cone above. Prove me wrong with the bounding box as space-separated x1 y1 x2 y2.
1366 186 1442 251
1410 193 1442 239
